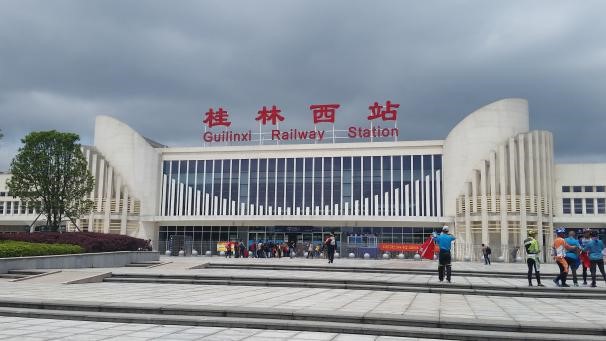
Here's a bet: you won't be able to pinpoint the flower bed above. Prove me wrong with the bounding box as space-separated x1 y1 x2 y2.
0 232 147 253
0 240 84 258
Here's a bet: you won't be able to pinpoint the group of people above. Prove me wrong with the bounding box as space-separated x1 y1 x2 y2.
245 241 296 258
552 228 606 287
432 225 606 287
224 234 338 263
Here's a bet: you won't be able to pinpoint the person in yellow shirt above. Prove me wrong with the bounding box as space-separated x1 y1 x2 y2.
552 227 578 287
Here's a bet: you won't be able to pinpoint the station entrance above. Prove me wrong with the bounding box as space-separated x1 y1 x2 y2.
248 228 341 255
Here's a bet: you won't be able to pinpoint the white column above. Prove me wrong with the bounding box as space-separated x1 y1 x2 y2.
384 191 390 216
518 134 528 246
103 167 113 234
354 200 358 216
528 135 536 213
374 195 379 216
499 144 508 254
464 182 472 258
404 184 410 217
394 188 400 216
204 193 210 215
161 174 167 216
213 196 218 215
436 170 442 216
196 191 201 215
364 197 369 216
311 158 315 212
425 175 431 217
489 151 497 214
170 179 176 216
114 176 122 214
345 202 349 216
120 189 128 235
414 180 420 216
508 137 517 212
97 159 105 213
480 163 488 245
178 183 184 216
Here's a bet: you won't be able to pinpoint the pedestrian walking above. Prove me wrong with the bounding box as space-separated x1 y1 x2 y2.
524 230 543 286
582 230 606 287
564 231 581 286
552 227 577 287
433 225 456 283
307 243 314 259
325 234 336 264
481 244 491 265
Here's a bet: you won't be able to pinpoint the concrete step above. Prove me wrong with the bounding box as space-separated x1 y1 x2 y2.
104 274 606 299
0 299 601 340
0 273 27 279
205 263 558 278
124 261 164 267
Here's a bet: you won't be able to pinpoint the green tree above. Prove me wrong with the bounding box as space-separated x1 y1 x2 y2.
7 131 94 231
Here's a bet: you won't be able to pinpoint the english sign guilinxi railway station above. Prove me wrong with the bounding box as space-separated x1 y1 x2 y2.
201 101 401 143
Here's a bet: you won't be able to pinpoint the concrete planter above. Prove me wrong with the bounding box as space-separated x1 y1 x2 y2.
0 251 159 274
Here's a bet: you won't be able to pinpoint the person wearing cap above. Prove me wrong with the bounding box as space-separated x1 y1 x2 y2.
579 228 592 285
582 230 606 287
552 227 577 287
523 230 543 287
564 230 582 286
433 225 456 283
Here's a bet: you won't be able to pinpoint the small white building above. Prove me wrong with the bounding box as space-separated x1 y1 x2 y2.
1 98 604 261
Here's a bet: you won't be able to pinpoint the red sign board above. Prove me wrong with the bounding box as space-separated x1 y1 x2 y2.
378 243 439 253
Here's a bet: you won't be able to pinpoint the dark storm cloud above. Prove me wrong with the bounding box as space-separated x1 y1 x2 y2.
0 0 605 170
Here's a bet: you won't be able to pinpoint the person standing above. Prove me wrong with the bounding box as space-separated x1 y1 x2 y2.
582 230 606 287
579 229 592 285
524 230 543 287
552 227 577 287
433 226 456 283
307 243 314 259
481 244 491 265
564 231 581 286
325 234 336 264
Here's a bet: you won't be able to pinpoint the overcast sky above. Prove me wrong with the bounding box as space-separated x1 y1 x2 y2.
0 0 605 171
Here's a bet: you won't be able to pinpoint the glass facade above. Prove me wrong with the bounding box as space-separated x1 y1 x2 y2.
158 225 438 254
161 155 443 217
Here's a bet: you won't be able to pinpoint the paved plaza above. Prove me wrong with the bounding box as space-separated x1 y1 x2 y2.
0 257 604 340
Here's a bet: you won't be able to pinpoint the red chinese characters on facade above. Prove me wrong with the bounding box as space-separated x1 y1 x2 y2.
255 105 285 125
310 104 340 124
203 107 231 128
367 100 399 121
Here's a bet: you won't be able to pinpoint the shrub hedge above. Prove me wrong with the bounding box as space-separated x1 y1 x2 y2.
0 232 147 253
0 240 84 258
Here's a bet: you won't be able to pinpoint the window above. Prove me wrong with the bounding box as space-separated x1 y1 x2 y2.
585 186 594 192
562 186 570 193
562 198 571 214
574 198 582 214
597 186 605 193
0 192 5 196
586 198 595 214
598 198 606 214
573 186 582 193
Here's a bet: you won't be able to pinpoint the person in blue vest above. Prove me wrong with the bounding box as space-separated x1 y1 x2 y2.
433 225 456 283
564 230 582 286
583 230 606 287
